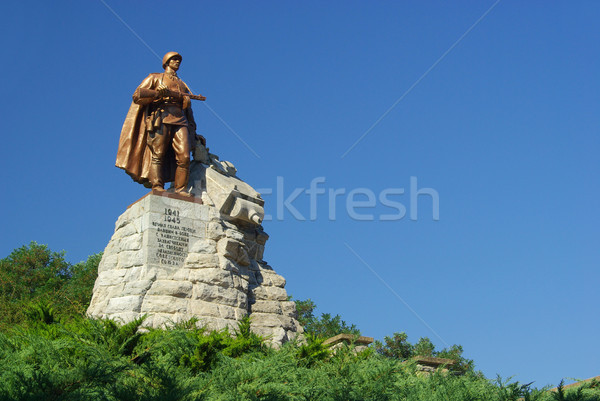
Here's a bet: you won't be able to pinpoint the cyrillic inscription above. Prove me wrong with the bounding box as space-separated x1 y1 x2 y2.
151 208 197 266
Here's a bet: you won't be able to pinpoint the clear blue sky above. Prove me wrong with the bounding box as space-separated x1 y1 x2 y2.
1 1 598 388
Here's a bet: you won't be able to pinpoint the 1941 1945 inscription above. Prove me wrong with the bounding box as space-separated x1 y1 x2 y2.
151 207 196 266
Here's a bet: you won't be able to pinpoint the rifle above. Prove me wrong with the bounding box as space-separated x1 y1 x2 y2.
137 88 206 101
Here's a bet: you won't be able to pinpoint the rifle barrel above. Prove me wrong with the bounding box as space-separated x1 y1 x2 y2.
137 88 206 101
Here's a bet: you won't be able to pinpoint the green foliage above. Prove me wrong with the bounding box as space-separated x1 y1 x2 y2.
0 313 598 400
374 332 474 373
295 298 360 339
179 316 266 373
0 242 70 329
76 315 148 357
227 315 266 358
551 379 600 401
0 242 101 330
0 242 70 298
413 336 436 357
24 301 61 326
494 375 545 401
179 329 231 373
1 244 597 399
437 344 474 373
375 331 413 359
296 333 331 367
62 251 102 314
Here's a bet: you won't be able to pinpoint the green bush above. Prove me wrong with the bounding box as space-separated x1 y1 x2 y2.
0 242 100 330
1 314 599 400
374 332 474 373
1 244 598 400
294 298 360 339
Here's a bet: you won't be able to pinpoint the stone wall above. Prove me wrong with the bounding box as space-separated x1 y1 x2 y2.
87 192 302 345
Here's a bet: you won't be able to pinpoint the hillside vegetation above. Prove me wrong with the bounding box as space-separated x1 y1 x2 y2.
0 242 598 400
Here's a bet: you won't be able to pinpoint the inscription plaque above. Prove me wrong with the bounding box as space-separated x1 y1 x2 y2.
150 207 196 266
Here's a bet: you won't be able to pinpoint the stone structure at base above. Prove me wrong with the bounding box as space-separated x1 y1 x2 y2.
88 147 302 345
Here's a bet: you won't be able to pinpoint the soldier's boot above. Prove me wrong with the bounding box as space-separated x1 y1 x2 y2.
150 162 165 192
174 166 192 197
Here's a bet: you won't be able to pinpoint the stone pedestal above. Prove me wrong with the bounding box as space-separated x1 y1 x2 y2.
87 190 302 345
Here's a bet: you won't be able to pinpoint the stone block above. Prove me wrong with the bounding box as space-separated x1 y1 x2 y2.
276 315 296 330
217 238 250 266
96 269 127 286
103 241 120 258
266 287 289 301
281 301 298 318
191 282 246 307
188 268 234 288
234 307 248 321
144 313 180 328
150 266 180 281
119 234 143 251
108 312 140 325
147 280 193 298
123 266 143 282
224 228 245 241
115 221 138 238
114 214 131 232
264 272 286 288
249 325 273 339
248 285 269 301
118 250 144 268
249 300 282 315
122 280 154 296
267 328 287 347
206 221 225 240
232 275 249 292
185 253 219 269
255 245 265 261
217 305 237 320
198 317 237 332
249 285 288 302
97 254 118 273
256 261 273 271
105 295 144 313
173 268 191 281
138 266 158 281
249 312 282 328
189 299 221 318
256 230 269 245
101 283 126 300
189 238 216 254
141 295 188 313
201 191 215 206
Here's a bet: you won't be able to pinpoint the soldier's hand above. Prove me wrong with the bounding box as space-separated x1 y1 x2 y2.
156 85 169 97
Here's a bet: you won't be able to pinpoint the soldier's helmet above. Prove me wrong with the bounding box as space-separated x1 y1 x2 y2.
162 52 182 69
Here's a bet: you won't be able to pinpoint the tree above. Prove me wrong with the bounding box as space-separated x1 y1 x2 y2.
0 242 71 328
413 336 435 357
374 331 474 373
294 298 360 339
62 252 101 314
373 331 413 359
0 242 101 329
0 242 70 300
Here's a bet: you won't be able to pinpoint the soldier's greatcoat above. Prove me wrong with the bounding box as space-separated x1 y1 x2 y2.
116 72 196 187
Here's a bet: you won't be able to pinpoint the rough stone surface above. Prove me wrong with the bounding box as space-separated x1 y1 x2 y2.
88 188 302 346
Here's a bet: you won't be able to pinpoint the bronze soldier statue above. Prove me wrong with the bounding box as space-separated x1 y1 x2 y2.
116 52 206 195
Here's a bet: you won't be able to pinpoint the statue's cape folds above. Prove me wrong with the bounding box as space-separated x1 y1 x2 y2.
115 75 178 187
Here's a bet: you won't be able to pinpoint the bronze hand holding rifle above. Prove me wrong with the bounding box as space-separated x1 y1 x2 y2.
138 87 207 101
115 51 205 195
